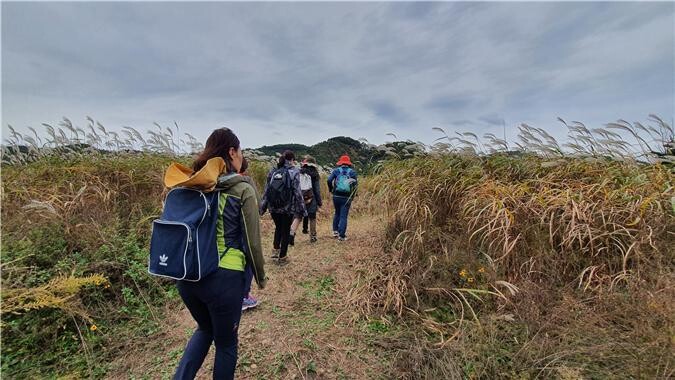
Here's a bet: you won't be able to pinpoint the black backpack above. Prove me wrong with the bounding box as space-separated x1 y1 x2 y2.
266 167 294 209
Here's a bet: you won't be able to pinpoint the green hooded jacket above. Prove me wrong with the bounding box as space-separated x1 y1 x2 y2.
216 173 266 288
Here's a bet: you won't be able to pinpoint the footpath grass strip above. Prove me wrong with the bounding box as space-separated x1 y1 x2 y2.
108 214 392 379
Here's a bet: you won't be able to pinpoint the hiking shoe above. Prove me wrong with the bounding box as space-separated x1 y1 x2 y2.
310 236 317 243
242 296 259 311
333 231 339 238
270 249 280 259
289 234 295 246
338 236 347 242
276 256 289 266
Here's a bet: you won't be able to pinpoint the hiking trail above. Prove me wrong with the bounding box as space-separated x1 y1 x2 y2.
108 213 391 379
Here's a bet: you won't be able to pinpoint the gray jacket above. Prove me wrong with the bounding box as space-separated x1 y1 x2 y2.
260 162 307 216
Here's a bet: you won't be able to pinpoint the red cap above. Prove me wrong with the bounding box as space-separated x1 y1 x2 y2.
336 155 352 166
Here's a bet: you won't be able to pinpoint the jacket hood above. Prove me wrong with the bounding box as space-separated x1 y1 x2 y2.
164 157 226 191
217 173 249 190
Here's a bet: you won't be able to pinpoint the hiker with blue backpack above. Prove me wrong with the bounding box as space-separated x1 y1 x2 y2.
260 150 306 265
327 155 358 241
149 128 266 380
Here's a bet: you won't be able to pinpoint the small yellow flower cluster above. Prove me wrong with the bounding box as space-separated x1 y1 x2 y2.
90 324 98 331
94 277 111 289
459 267 487 284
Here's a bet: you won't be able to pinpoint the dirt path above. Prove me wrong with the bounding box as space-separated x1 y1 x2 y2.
109 213 391 379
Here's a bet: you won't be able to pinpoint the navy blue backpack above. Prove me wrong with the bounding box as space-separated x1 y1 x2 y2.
148 187 220 281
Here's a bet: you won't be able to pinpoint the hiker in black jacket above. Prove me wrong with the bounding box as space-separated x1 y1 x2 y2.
260 150 306 265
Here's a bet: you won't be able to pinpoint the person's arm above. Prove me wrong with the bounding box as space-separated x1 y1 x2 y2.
312 175 322 207
241 184 266 288
327 169 336 193
259 169 273 215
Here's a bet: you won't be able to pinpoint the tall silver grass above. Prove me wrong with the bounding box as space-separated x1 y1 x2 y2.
3 117 204 164
3 115 673 166
432 114 673 164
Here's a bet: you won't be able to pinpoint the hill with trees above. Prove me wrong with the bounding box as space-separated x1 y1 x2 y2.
250 136 425 172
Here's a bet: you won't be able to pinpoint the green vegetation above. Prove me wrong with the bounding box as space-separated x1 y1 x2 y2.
1 154 183 377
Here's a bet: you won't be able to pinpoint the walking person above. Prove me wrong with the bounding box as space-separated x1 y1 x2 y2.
291 155 322 243
170 128 266 379
327 155 358 241
260 150 306 265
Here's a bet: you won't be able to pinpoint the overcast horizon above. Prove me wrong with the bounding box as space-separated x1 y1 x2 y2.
2 2 674 149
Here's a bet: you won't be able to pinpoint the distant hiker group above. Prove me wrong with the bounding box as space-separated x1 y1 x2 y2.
148 127 358 379
260 150 358 264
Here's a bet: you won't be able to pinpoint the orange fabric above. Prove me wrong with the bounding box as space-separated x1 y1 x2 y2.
336 155 352 166
163 157 226 191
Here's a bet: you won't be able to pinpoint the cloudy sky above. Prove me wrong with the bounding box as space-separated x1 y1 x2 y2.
2 2 673 148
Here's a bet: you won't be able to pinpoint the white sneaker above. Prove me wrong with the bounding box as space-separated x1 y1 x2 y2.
333 231 339 238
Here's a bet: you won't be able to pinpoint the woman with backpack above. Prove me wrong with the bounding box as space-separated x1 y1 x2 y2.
260 150 306 265
289 155 322 243
327 154 358 241
170 128 266 380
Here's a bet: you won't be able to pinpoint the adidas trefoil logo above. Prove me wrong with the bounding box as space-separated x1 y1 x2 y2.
159 254 168 266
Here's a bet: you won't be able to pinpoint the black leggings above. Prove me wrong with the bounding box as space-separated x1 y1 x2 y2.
271 212 294 258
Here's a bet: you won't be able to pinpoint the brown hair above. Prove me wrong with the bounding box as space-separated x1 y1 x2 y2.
239 157 249 174
277 150 295 168
192 128 240 172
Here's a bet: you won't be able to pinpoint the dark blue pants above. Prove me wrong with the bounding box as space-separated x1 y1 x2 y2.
332 195 352 238
244 265 253 297
174 268 245 380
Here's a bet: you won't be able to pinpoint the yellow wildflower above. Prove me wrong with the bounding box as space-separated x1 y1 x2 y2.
90 324 97 331
459 269 468 278
467 277 475 283
478 267 485 274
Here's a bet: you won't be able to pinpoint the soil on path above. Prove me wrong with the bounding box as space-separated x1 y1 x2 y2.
108 213 391 379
